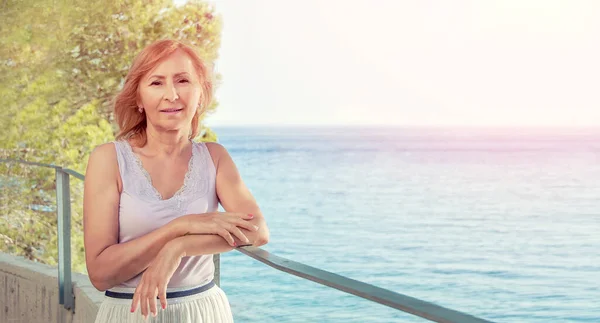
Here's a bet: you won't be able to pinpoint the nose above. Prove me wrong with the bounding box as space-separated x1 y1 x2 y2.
164 82 179 102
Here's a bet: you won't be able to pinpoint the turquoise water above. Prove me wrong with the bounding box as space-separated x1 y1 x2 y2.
215 126 600 323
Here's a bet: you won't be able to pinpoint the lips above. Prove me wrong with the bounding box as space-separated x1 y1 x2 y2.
160 108 183 113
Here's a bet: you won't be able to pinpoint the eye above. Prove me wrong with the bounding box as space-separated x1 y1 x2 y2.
178 79 189 83
150 81 161 86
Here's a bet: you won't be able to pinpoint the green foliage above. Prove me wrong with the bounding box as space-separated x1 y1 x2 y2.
1 0 223 274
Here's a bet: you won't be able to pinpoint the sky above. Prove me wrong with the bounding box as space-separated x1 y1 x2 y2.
180 0 600 127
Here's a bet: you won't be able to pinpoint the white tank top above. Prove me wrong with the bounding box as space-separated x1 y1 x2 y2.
109 139 218 289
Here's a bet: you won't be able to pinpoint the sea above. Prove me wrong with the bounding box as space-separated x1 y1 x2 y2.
211 126 600 323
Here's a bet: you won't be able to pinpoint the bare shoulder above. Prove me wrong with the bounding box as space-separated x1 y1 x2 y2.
85 142 120 188
204 142 227 155
87 142 118 169
204 142 229 167
90 142 117 159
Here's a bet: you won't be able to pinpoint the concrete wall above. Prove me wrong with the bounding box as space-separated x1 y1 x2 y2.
0 252 103 323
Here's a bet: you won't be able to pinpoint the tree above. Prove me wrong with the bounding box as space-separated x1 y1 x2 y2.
0 0 223 273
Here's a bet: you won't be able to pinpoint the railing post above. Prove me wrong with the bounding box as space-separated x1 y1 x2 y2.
213 254 220 287
55 169 74 310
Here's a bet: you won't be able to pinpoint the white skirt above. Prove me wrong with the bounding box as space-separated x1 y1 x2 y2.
94 282 233 323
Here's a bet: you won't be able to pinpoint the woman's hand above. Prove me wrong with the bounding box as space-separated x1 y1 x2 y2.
173 212 259 247
130 240 183 319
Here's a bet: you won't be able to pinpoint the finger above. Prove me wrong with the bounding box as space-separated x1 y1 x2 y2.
142 297 149 321
159 282 168 310
235 219 259 232
230 226 250 244
148 286 158 317
224 212 254 220
141 286 149 319
217 228 236 246
131 283 142 313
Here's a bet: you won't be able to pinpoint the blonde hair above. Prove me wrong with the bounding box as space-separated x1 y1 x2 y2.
113 39 213 146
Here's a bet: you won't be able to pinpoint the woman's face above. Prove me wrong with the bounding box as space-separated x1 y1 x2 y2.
137 49 202 135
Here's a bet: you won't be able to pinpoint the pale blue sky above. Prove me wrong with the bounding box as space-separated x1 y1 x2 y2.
180 1 600 126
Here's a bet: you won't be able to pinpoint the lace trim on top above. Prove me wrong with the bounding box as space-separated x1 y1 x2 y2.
120 140 209 208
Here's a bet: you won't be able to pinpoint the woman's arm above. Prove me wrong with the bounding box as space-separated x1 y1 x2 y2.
83 143 187 291
129 225 263 318
171 234 235 256
207 142 270 247
129 233 238 318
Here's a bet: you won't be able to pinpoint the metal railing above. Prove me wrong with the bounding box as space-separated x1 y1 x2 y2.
1 159 80 310
0 158 495 323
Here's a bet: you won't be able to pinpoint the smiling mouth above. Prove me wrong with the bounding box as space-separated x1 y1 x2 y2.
160 108 183 113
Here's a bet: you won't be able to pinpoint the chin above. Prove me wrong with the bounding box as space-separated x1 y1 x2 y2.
157 120 192 132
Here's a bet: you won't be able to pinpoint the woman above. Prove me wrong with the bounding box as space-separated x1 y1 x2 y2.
83 39 269 322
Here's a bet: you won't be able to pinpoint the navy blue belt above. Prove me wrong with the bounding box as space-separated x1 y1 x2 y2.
105 281 215 300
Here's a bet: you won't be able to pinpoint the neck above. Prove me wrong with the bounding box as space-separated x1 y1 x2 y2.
141 125 192 158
